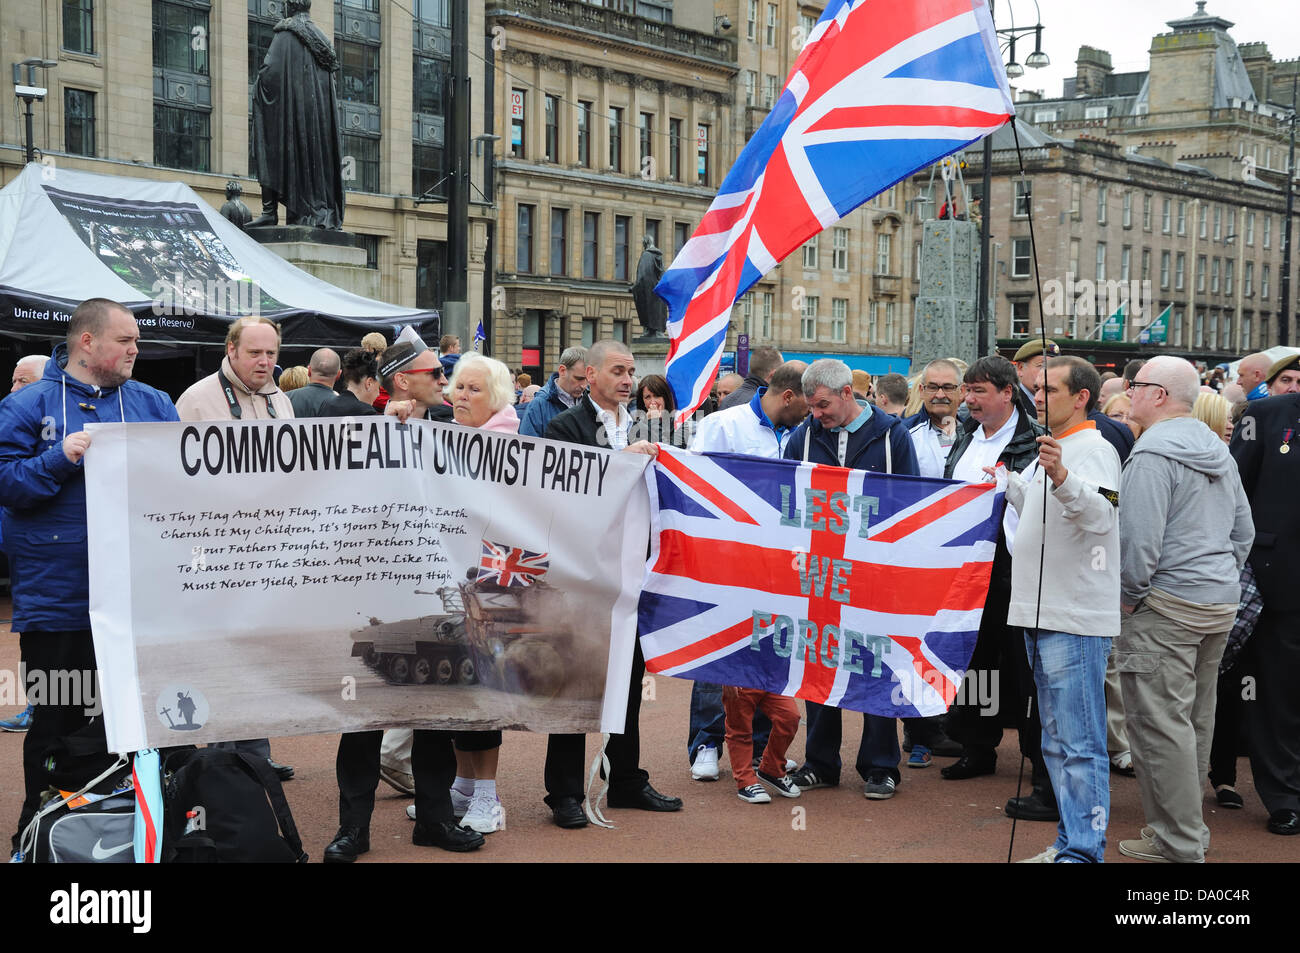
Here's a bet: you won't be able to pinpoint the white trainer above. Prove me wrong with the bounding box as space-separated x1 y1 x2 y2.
462 792 506 833
1016 846 1060 863
691 745 720 781
450 787 471 818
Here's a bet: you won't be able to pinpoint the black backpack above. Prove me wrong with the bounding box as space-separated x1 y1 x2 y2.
162 748 307 863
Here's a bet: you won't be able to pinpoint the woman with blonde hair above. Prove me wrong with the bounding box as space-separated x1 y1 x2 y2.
1102 392 1141 440
441 352 516 833
278 365 309 392
1193 391 1233 444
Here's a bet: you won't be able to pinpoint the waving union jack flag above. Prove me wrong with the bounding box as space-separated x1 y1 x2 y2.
638 449 1003 717
657 0 1013 421
477 540 549 588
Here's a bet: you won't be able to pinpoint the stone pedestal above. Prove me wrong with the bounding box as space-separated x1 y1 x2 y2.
630 334 670 379
246 226 380 300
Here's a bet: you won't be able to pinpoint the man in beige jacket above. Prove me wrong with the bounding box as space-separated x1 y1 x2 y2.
176 315 295 779
176 317 294 421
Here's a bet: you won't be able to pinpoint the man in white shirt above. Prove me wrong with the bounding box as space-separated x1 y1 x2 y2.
908 359 963 479
1001 357 1121 863
939 357 1057 824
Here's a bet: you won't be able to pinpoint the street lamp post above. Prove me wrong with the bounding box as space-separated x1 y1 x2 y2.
979 1 1048 360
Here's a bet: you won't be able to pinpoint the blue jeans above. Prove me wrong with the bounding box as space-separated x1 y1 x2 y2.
1026 631 1111 863
803 702 900 783
688 682 771 764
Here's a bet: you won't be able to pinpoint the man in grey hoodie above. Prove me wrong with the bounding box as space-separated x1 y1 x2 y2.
1115 356 1254 863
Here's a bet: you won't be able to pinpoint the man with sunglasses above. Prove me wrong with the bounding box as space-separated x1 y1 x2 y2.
380 342 453 422
1116 356 1253 862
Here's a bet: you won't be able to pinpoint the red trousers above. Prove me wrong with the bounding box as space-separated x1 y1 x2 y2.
722 686 801 788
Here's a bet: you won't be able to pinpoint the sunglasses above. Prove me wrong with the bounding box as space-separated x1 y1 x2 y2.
403 366 446 379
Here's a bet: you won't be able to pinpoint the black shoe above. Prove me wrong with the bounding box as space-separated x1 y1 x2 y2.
1004 790 1059 822
412 821 485 852
267 758 294 782
323 826 369 863
1267 809 1300 835
607 783 683 812
928 734 964 758
902 727 913 753
940 753 996 780
1214 785 1244 809
549 796 588 829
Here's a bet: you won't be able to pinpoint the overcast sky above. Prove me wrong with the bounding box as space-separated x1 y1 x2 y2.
997 0 1300 104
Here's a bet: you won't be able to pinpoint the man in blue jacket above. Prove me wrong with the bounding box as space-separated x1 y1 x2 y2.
0 298 178 856
783 359 919 800
518 346 587 438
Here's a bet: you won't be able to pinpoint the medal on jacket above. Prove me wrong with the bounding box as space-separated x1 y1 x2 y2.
1283 428 1294 454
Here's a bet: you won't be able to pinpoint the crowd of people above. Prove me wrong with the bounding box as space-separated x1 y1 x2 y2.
1 298 1298 863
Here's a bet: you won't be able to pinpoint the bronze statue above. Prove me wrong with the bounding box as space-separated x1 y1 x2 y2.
632 234 668 337
219 180 252 230
249 0 345 230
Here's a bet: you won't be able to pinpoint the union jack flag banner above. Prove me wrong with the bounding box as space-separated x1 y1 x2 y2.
638 450 1003 717
656 0 1014 421
477 540 549 588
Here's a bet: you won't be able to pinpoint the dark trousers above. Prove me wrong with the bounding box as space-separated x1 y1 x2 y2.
802 703 901 783
1244 608 1300 813
336 728 457 828
946 577 1051 793
687 681 771 764
1209 649 1249 789
545 638 649 802
13 630 102 851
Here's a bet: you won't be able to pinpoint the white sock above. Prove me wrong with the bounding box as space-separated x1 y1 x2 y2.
452 776 475 797
474 779 497 799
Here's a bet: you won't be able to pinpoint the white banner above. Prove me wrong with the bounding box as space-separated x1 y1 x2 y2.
85 418 649 753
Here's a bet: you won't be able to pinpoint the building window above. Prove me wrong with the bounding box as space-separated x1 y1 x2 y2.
673 221 689 256
342 134 379 192
1171 309 1183 347
645 218 660 250
1160 250 1170 290
1098 184 1108 225
746 0 758 40
1197 255 1206 292
1014 180 1032 217
339 41 380 106
154 104 210 171
639 112 653 175
1120 245 1130 282
516 203 534 274
884 302 896 344
763 74 778 109
1213 205 1222 240
1211 257 1220 293
582 317 598 347
1142 194 1151 230
413 53 446 114
355 234 380 270
1225 259 1234 296
413 143 445 199
832 228 849 271
609 106 623 171
64 89 96 156
803 234 818 269
696 124 710 185
1195 312 1205 348
765 3 778 46
1247 210 1256 245
550 208 568 277
1175 252 1185 291
63 0 94 54
1096 242 1106 282
1011 300 1030 336
1141 248 1151 282
1244 261 1254 297
583 212 599 279
761 292 774 339
1262 263 1271 299
544 94 560 162
739 295 752 336
414 0 450 26
1122 191 1132 228
1176 199 1186 236
876 233 892 275
668 118 682 181
510 88 526 158
1242 314 1252 350
577 101 592 167
800 295 818 342
831 298 847 343
614 215 630 281
1161 198 1171 234
1261 315 1270 347
1012 238 1031 278
153 1 208 75
1264 215 1272 248
1199 203 1207 239
744 70 756 107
